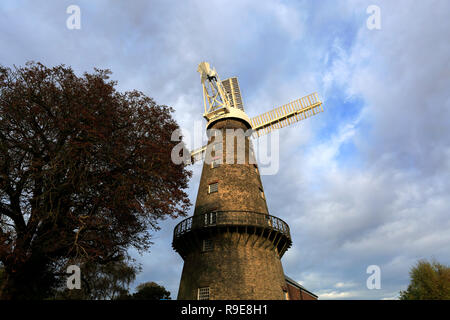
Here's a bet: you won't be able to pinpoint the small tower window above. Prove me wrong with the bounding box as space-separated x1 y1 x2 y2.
198 287 210 300
202 239 213 252
204 212 217 225
253 164 258 174
211 160 220 169
208 182 218 194
259 187 265 199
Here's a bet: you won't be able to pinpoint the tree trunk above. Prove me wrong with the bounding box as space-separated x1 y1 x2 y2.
0 257 54 299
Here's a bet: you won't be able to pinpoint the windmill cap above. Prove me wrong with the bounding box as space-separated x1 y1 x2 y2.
206 107 252 130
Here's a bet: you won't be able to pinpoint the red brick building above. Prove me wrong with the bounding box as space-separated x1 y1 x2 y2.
285 275 318 300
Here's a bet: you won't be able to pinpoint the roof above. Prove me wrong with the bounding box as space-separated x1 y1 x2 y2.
285 275 318 299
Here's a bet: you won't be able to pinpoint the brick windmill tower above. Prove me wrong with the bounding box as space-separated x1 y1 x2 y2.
172 62 323 300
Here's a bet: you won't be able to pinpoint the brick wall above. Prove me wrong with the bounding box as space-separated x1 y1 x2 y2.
286 281 318 300
177 232 286 300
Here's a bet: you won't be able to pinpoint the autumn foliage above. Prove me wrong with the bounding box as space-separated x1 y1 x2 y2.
0 62 191 299
400 259 450 300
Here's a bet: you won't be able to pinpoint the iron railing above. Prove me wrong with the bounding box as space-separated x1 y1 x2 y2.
173 210 291 239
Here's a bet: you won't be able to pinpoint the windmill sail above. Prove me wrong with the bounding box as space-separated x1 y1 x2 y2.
250 92 323 137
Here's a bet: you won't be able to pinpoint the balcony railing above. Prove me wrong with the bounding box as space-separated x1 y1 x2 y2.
173 210 291 240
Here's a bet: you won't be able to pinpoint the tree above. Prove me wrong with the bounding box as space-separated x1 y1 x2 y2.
0 62 191 299
400 259 450 300
121 281 171 300
54 256 140 300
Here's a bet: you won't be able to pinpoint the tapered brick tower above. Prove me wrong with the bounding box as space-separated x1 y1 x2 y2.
173 62 323 300
173 116 292 300
172 63 299 300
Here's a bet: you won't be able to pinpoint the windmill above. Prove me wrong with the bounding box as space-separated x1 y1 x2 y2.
172 62 323 300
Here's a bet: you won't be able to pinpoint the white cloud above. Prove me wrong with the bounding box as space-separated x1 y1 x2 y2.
334 281 357 288
318 290 357 299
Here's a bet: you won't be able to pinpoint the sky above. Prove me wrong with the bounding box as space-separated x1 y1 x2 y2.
1 0 449 300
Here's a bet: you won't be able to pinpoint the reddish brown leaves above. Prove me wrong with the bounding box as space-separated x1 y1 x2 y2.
0 62 191 298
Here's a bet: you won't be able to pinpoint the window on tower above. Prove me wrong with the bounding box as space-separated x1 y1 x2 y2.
204 212 217 225
211 160 220 169
259 187 265 199
198 287 210 300
202 239 213 252
208 182 218 194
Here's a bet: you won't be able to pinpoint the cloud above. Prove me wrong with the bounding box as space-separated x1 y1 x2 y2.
334 281 357 289
318 290 357 299
268 0 450 299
